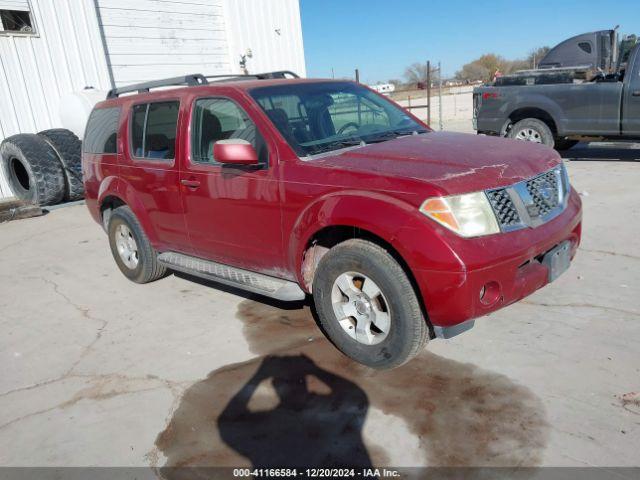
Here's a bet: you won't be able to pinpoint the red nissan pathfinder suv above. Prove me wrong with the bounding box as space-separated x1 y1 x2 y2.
83 71 582 369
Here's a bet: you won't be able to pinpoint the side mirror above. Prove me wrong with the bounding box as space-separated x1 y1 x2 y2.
213 139 259 165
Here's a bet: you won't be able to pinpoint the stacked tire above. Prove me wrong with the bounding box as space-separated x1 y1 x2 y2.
0 129 83 206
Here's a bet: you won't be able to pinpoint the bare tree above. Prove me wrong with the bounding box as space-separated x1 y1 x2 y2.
456 63 490 82
403 62 429 84
527 46 551 69
403 62 440 86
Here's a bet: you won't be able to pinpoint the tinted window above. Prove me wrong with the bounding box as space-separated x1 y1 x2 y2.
131 104 147 157
0 10 35 34
130 101 179 160
191 98 267 165
578 42 592 54
84 107 121 154
250 82 426 157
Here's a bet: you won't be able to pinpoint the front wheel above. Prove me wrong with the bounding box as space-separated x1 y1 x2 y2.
312 239 428 369
508 118 554 147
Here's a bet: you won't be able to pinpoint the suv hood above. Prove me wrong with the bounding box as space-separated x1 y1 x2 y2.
312 132 561 195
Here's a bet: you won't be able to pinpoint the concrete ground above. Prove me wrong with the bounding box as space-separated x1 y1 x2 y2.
0 147 639 471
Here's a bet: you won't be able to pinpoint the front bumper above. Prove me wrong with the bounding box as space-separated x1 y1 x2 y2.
407 188 582 332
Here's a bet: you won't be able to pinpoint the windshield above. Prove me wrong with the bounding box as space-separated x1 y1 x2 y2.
250 81 428 157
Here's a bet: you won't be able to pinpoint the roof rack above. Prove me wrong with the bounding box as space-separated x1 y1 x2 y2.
106 70 300 98
205 70 300 81
107 74 208 99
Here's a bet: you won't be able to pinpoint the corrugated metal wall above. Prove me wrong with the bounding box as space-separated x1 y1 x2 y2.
0 0 112 198
222 0 306 77
0 1 112 139
0 0 306 199
0 1 30 11
96 0 232 86
96 0 305 85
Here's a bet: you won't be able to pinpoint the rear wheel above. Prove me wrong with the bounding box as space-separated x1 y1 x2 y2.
508 118 554 147
108 206 166 283
312 239 428 369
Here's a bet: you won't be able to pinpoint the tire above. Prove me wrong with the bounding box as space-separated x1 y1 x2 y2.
108 206 166 283
553 138 579 151
38 129 84 201
312 239 428 369
0 134 65 206
508 118 554 147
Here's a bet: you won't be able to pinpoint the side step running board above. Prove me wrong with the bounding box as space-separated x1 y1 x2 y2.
157 252 306 302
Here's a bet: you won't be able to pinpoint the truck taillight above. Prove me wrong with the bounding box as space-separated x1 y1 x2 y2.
482 92 500 100
473 93 479 120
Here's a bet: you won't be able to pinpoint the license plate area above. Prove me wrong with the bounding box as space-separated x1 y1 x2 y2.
541 241 572 282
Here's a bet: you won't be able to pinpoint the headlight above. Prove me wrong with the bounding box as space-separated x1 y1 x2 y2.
420 192 500 237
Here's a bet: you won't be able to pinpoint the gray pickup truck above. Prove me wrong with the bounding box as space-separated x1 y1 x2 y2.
474 30 640 149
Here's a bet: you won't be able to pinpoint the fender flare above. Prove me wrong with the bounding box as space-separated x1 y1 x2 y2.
288 191 421 286
97 177 161 246
503 95 567 136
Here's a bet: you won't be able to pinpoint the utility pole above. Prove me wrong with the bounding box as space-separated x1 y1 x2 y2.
355 68 361 122
438 61 443 131
426 61 431 126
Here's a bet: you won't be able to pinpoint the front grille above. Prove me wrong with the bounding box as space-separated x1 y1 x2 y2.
486 166 567 232
487 189 520 227
526 170 560 216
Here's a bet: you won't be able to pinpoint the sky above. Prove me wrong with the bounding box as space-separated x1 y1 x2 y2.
299 0 640 84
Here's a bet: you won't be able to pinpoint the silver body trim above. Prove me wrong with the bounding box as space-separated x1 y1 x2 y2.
158 252 306 302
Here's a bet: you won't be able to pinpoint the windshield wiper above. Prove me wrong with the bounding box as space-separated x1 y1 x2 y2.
363 129 427 143
306 138 365 154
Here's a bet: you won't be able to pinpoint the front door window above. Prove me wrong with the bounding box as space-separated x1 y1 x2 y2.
191 98 267 165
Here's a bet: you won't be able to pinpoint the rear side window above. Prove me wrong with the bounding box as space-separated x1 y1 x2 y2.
84 107 121 154
130 101 179 160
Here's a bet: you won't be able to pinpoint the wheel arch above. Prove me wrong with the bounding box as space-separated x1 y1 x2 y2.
289 192 417 280
97 178 160 245
505 106 560 137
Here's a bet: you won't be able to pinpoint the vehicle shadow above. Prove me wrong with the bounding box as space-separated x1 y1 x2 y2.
155 299 551 474
561 141 640 162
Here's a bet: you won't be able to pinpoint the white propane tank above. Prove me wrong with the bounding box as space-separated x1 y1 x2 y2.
59 88 108 139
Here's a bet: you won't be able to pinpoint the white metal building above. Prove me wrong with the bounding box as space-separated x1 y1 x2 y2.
0 0 306 198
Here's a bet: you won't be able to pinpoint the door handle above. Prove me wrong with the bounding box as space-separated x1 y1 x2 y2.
633 90 640 97
180 179 201 189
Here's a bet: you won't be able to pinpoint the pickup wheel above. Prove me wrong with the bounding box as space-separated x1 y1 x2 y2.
312 239 428 369
508 118 554 147
108 206 166 283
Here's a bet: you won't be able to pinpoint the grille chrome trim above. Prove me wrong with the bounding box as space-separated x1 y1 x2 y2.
485 165 569 232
